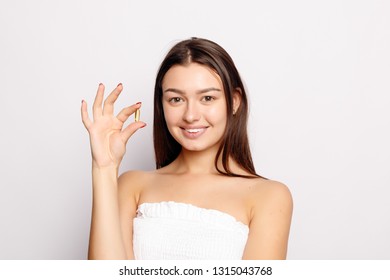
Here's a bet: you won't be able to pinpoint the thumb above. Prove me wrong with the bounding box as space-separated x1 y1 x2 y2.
121 122 147 144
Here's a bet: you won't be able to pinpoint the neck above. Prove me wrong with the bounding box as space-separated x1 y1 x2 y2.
173 147 222 175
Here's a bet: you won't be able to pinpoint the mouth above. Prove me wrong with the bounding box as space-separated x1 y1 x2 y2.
180 127 208 139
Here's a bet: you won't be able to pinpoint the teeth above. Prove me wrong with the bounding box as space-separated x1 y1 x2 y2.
186 128 202 133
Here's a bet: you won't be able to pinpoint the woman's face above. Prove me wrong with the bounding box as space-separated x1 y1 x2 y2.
162 62 227 153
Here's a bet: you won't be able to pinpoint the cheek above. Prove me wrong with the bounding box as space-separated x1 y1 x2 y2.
163 105 180 126
205 106 227 125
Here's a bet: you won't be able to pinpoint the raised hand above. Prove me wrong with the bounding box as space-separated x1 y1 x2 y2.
81 83 146 169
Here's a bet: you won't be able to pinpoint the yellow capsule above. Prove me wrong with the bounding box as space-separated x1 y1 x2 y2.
135 108 140 122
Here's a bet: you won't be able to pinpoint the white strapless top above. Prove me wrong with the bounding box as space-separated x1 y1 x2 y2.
132 201 249 260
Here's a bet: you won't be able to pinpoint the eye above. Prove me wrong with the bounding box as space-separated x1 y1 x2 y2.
168 97 183 103
202 96 215 102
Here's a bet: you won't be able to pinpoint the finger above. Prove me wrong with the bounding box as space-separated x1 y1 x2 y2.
103 83 123 116
116 102 142 123
92 83 105 120
121 122 147 144
81 100 92 129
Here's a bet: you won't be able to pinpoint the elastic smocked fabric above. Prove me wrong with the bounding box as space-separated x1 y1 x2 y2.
133 201 249 259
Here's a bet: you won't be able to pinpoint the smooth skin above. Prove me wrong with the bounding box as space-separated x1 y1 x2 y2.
81 64 293 260
81 83 146 259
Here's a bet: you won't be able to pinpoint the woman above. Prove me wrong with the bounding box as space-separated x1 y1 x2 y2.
81 37 293 260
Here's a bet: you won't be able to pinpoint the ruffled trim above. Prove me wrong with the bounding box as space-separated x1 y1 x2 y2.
136 201 249 234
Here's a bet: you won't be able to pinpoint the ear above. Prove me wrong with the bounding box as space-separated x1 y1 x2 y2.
232 88 242 115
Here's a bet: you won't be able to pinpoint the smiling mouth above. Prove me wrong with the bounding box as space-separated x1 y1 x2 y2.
185 128 204 133
180 127 208 138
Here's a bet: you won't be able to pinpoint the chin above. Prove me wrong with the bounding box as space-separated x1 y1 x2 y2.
180 141 221 153
181 144 205 152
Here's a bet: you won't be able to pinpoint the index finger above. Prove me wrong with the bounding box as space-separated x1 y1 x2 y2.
116 102 142 123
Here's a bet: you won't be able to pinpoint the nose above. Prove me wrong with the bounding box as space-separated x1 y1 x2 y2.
183 101 201 123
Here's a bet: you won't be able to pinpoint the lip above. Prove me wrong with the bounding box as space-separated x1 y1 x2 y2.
180 126 208 139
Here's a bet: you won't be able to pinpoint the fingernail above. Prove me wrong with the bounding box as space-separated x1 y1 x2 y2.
99 83 103 86
117 83 122 87
141 123 147 128
136 102 142 105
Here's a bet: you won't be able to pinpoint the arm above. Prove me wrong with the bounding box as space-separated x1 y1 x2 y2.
88 166 125 259
242 181 293 260
81 83 146 259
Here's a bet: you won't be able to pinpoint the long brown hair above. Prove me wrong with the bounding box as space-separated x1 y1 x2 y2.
153 37 264 179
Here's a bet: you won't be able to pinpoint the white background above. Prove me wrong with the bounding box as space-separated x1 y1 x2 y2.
0 0 389 259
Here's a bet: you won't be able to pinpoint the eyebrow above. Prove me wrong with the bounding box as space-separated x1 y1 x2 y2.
163 87 222 94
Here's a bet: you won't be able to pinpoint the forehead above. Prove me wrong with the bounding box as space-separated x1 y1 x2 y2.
162 63 222 91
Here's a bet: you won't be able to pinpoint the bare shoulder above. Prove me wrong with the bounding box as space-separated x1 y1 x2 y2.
248 178 293 212
242 178 293 259
117 170 154 202
118 169 152 184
